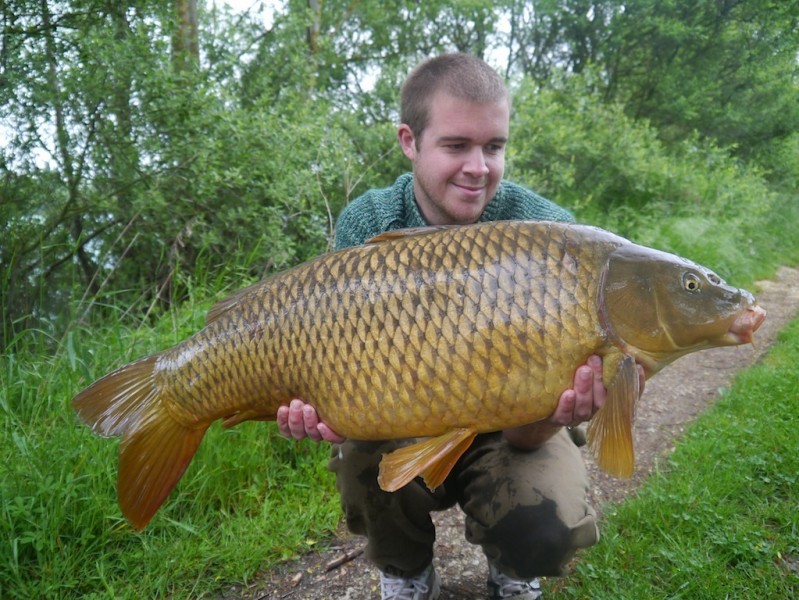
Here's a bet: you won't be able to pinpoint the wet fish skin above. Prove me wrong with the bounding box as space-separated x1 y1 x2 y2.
71 220 765 530
134 221 612 437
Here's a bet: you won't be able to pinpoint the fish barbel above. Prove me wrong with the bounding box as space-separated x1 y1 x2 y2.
72 220 766 530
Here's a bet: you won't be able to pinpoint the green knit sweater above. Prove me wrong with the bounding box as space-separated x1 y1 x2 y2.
333 173 574 250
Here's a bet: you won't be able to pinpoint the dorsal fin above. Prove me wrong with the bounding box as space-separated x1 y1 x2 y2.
206 281 262 325
365 225 456 245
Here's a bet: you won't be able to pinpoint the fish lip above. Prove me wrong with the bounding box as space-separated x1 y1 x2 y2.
727 305 767 344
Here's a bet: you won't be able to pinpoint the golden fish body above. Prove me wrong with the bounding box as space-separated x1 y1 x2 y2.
72 221 765 530
163 222 609 434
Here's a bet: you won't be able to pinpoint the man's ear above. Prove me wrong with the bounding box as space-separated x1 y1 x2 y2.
397 124 417 160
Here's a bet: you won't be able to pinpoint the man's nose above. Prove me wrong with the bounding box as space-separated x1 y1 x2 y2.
463 148 489 176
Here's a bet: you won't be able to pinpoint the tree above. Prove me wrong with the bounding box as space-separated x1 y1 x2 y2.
2 1 143 343
0 1 210 345
499 0 799 176
501 0 620 82
173 0 199 71
600 0 799 167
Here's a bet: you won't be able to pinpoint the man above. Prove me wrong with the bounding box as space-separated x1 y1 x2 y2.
278 53 641 600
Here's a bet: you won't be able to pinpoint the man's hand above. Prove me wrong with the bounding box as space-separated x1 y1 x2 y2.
503 355 645 450
547 354 607 427
276 399 346 443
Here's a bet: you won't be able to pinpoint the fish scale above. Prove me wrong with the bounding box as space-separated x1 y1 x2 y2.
72 220 766 530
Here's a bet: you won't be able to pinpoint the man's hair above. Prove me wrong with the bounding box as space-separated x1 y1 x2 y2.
400 53 509 141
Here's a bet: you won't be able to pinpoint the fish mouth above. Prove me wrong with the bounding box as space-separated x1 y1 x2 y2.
726 305 767 344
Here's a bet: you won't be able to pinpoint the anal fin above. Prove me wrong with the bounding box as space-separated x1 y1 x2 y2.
222 409 272 428
377 428 477 492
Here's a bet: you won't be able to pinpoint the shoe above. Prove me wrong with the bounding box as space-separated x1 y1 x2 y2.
380 563 441 600
487 562 543 599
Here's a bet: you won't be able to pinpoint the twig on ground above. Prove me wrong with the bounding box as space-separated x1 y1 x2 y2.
325 547 364 572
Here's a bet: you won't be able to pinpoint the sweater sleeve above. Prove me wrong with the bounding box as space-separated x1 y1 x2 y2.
333 201 378 251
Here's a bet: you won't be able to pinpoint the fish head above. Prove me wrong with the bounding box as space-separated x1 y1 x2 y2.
601 244 766 374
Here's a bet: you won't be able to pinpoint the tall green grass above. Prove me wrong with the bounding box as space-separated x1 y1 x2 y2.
587 190 799 290
549 318 799 599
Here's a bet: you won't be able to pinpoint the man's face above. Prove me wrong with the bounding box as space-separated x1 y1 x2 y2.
398 91 509 226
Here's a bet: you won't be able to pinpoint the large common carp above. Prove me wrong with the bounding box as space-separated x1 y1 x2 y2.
72 220 765 530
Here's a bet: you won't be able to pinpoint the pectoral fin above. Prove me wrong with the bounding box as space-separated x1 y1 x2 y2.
586 354 638 478
378 428 477 492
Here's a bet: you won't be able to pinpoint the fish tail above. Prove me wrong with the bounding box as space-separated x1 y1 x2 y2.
72 355 208 530
586 355 637 478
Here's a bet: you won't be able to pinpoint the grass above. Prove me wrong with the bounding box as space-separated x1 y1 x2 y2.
2 197 798 598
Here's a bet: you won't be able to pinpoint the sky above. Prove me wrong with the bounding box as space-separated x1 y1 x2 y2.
217 0 280 28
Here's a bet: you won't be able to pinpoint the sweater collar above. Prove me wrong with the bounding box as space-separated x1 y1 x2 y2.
399 173 430 228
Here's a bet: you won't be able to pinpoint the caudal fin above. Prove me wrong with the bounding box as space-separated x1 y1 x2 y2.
586 355 638 478
72 356 208 530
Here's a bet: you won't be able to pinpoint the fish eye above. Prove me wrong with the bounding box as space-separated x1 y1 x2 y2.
683 272 702 293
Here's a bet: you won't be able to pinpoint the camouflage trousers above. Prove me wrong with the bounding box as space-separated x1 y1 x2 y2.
328 428 599 579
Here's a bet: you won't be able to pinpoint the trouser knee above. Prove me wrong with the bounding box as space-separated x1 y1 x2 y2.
474 499 597 578
328 440 450 576
460 431 599 579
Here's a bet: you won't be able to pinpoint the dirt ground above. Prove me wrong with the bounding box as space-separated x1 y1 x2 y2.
219 266 799 600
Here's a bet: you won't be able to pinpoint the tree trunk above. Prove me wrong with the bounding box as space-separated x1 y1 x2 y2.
173 0 199 72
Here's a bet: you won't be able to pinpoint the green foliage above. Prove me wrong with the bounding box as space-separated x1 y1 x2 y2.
508 76 792 285
501 0 799 192
551 318 799 599
511 78 767 217
602 0 799 169
3 0 798 348
499 0 620 82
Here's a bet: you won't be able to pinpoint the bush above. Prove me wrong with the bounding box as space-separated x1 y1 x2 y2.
506 78 786 284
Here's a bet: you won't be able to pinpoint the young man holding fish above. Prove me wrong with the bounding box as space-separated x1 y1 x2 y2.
71 49 764 599
278 53 637 600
